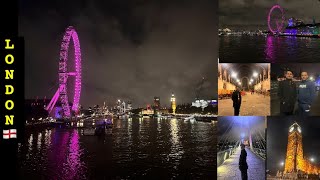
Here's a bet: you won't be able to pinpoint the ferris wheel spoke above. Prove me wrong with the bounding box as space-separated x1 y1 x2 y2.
67 72 77 76
46 26 82 119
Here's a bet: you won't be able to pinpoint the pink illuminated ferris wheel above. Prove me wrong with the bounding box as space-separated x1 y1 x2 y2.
268 5 285 34
46 26 82 118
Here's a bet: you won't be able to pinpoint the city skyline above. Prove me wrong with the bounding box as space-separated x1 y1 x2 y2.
219 0 320 30
19 0 218 107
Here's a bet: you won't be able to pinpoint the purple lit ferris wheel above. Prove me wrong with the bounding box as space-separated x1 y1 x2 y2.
268 5 285 34
46 26 82 118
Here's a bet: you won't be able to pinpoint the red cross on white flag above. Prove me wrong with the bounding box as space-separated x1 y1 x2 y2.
3 129 17 139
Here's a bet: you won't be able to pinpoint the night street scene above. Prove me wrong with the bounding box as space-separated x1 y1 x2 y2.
19 0 218 179
270 63 320 118
267 117 320 179
217 116 266 180
218 63 270 116
219 0 320 63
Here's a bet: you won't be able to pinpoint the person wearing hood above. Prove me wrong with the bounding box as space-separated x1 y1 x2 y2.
297 71 316 118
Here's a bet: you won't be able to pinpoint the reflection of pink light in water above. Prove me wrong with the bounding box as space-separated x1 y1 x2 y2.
265 36 275 62
64 130 84 180
48 129 70 178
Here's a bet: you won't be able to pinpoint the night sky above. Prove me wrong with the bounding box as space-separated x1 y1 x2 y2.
271 63 320 78
267 116 320 175
219 0 320 29
19 0 218 108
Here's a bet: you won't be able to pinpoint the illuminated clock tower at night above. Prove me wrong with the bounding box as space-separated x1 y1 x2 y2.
284 122 320 176
171 93 176 114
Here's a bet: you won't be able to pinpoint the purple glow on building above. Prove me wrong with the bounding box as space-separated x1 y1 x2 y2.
268 5 285 34
284 29 298 35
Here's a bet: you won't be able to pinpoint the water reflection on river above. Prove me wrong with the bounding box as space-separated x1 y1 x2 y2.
219 35 320 63
18 117 217 179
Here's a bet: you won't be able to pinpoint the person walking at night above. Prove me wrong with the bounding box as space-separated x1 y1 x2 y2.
232 87 242 116
239 144 248 180
297 71 316 118
278 70 297 116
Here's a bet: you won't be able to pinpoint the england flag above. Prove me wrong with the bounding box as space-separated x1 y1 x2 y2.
3 129 17 139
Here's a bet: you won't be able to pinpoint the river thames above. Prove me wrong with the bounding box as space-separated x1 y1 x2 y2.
17 117 217 179
219 35 320 63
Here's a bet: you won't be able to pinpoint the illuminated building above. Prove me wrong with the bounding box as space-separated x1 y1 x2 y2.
284 122 320 176
154 97 160 110
284 18 320 36
170 93 176 114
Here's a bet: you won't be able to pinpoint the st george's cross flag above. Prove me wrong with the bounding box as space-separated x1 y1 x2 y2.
3 129 17 139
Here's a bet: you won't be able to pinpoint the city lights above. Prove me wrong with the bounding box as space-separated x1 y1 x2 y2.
231 72 237 78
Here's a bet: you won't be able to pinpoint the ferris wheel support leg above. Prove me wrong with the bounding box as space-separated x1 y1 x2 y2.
46 88 60 113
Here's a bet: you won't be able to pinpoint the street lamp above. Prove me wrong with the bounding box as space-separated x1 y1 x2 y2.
280 161 284 166
310 76 314 81
310 157 315 162
231 72 237 78
253 72 258 77
237 79 240 83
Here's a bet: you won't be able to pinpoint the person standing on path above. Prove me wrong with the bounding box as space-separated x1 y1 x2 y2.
232 87 242 116
297 71 316 118
239 144 248 180
278 70 297 116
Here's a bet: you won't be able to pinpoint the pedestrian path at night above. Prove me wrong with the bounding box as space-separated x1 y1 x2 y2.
218 147 265 180
219 93 270 116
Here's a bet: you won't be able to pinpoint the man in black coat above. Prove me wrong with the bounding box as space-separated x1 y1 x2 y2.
277 70 297 115
239 144 248 180
232 87 242 116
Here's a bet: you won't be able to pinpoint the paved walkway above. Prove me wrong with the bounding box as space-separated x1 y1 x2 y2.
219 93 270 116
218 147 265 180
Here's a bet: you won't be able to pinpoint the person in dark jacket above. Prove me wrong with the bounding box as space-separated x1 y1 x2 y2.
232 87 242 116
239 144 248 180
297 72 316 118
278 70 297 115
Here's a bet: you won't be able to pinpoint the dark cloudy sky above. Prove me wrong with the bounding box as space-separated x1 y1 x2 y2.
19 0 218 108
219 0 320 29
267 117 320 175
271 63 320 78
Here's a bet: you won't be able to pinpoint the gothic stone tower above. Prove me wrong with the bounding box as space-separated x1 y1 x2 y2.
284 122 320 175
170 93 176 114
284 122 304 173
